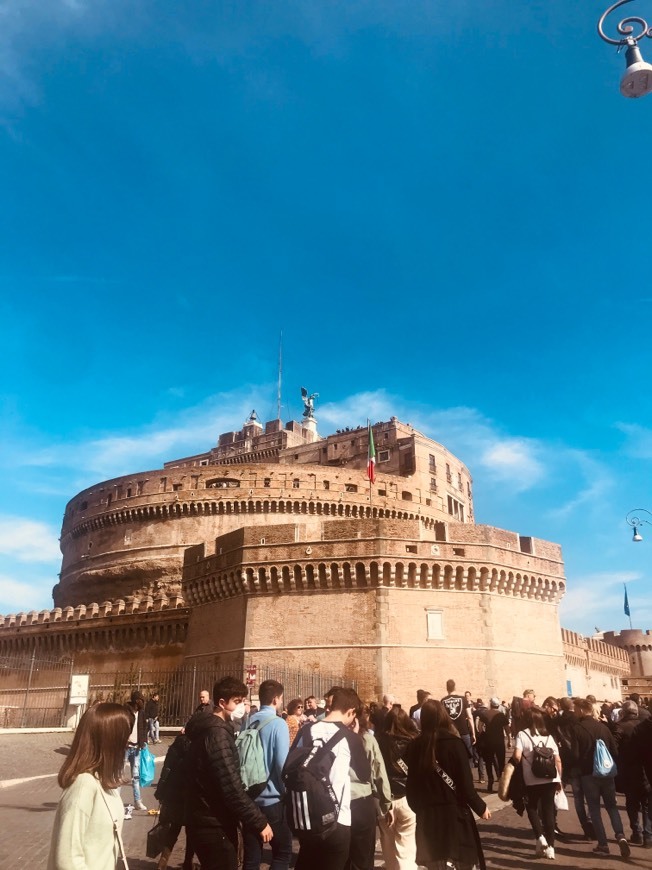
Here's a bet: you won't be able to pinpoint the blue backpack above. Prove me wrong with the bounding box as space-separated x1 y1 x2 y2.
593 738 617 778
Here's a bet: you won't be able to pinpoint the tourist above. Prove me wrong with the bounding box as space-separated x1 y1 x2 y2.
154 731 196 870
513 705 562 859
411 691 431 732
185 676 273 870
370 693 396 734
477 697 509 794
347 705 392 870
304 696 319 721
145 691 161 744
614 699 651 846
124 689 148 811
406 699 490 870
440 680 476 764
48 703 133 870
243 679 292 870
629 692 651 721
556 697 594 840
377 707 419 870
294 687 370 870
196 688 212 713
574 698 630 858
285 698 304 745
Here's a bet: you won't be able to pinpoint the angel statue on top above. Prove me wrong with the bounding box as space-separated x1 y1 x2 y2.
301 387 319 419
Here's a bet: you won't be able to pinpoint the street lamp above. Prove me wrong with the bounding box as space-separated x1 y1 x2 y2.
625 508 652 541
598 0 652 97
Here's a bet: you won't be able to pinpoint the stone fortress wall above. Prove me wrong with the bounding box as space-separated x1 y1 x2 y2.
561 628 630 699
0 410 633 702
56 417 472 609
602 629 652 700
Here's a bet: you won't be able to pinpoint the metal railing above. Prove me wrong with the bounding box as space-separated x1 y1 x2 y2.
0 652 357 728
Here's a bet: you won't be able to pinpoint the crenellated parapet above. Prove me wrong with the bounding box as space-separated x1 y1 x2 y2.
602 629 652 678
562 628 630 682
182 518 566 608
0 594 189 659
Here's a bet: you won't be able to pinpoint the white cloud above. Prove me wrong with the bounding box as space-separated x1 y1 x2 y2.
0 573 55 613
479 439 544 490
559 571 644 626
0 516 60 562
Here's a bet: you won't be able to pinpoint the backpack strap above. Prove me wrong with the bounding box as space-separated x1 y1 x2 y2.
250 715 277 733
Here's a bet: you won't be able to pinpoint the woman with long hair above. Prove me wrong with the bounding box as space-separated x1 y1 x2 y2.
406 699 490 870
513 705 562 860
48 703 134 870
376 706 419 870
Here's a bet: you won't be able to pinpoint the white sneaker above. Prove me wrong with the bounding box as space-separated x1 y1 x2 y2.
544 846 555 859
123 804 134 820
535 836 548 857
135 800 147 811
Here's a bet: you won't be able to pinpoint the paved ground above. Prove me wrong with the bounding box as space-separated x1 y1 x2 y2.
1 732 650 869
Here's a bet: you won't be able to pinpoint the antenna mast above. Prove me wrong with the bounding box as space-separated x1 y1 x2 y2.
277 330 283 420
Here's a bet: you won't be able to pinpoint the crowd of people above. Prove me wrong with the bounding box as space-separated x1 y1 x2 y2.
44 678 652 870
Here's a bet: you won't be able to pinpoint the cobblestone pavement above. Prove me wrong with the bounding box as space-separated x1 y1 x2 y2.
1 733 650 869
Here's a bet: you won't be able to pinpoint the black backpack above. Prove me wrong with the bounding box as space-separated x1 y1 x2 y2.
282 725 347 839
528 734 556 779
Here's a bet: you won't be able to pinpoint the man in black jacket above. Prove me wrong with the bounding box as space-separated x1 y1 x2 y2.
185 676 272 870
575 698 630 857
556 698 594 839
615 700 651 845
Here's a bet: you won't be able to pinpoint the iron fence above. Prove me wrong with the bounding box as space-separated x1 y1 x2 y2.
0 652 357 729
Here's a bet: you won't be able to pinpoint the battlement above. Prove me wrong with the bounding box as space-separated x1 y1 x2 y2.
0 593 186 629
603 629 652 649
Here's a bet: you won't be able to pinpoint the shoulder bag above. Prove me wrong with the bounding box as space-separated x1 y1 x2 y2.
99 787 130 870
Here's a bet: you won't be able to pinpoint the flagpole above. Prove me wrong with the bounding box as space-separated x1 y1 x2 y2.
368 419 373 507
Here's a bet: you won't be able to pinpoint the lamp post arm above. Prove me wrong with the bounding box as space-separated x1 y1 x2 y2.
598 0 652 46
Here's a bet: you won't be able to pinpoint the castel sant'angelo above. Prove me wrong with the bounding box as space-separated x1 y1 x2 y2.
0 392 634 702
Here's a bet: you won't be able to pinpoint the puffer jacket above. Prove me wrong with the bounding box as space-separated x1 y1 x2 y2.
377 733 415 798
185 710 267 834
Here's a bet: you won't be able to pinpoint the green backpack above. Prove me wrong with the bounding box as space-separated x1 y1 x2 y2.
235 716 276 797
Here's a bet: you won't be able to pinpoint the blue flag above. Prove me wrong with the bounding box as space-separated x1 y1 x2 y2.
624 585 630 618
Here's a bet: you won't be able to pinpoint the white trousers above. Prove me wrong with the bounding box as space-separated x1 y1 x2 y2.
378 795 419 870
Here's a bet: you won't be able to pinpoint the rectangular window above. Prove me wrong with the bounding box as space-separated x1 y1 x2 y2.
429 454 436 472
264 478 271 488
159 477 167 493
199 459 209 466
378 449 390 462
173 483 182 491
137 481 144 496
453 547 465 556
430 478 437 492
126 487 132 498
426 609 444 640
378 489 387 496
406 544 417 553
458 472 463 490
345 483 358 493
446 463 452 483
293 479 300 488
323 480 330 490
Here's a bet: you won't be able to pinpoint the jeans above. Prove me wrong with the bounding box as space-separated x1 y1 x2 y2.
624 788 652 837
189 825 238 870
125 745 141 803
567 770 591 832
147 717 160 742
243 800 293 870
581 775 625 848
480 741 505 789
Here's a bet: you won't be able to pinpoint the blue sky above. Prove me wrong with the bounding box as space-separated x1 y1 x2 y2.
1 0 651 636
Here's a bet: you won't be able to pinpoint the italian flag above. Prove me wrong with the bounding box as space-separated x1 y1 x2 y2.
367 423 376 484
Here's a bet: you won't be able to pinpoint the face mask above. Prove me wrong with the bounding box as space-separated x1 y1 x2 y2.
231 702 246 720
